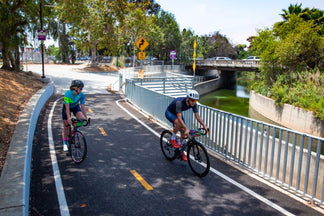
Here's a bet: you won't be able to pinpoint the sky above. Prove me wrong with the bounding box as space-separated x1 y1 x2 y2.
156 0 324 46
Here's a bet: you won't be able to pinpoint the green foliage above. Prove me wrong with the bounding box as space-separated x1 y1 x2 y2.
259 70 324 120
250 4 324 120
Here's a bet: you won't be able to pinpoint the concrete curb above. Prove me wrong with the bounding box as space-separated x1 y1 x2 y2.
0 81 54 216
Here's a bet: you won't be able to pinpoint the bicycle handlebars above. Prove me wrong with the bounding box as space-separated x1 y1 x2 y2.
67 118 91 127
179 127 209 139
189 128 209 137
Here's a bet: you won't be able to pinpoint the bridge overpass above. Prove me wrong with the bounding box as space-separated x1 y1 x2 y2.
184 59 260 89
186 59 261 72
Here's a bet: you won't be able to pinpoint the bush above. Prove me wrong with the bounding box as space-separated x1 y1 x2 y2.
253 70 324 121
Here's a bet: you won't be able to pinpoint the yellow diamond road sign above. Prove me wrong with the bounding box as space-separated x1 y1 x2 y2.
135 37 149 51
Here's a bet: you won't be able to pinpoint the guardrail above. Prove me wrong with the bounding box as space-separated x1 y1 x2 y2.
186 59 261 72
121 69 324 206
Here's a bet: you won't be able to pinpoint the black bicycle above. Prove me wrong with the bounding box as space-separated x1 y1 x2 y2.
160 128 210 177
67 118 90 164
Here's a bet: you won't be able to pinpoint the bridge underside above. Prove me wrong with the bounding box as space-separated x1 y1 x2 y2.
185 65 260 72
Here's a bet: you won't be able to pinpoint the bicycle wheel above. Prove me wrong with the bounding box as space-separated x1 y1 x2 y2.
69 131 87 164
187 141 210 177
160 130 177 161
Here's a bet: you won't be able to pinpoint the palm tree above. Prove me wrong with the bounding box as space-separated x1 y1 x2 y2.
280 3 303 21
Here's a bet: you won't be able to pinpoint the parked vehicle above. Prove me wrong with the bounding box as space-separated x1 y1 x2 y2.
206 57 231 60
243 56 260 61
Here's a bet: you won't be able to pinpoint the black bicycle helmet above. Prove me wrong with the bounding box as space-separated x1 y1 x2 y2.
71 80 84 88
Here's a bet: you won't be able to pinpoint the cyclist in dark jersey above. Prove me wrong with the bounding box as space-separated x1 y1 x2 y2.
62 80 89 151
165 90 209 161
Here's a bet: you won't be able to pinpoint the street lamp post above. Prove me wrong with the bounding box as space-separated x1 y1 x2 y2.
116 21 119 68
40 2 45 78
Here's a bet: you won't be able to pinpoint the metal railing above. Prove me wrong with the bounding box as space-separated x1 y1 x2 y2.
122 69 324 206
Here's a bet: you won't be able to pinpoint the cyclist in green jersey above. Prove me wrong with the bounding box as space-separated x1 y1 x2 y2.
62 80 89 151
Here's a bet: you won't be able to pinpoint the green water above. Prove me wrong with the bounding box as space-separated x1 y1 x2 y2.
199 88 249 117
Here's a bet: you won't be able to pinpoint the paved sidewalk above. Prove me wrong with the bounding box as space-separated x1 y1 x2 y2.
26 63 119 94
0 64 119 215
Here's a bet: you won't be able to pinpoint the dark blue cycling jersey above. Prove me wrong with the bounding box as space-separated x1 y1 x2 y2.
166 97 198 114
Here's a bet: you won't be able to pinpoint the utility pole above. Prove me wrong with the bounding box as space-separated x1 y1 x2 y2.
40 2 45 78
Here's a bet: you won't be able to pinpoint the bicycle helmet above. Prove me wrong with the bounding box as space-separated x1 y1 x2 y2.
187 89 199 100
71 80 84 88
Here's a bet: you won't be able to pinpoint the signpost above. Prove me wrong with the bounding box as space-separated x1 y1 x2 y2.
138 51 146 60
135 37 149 79
192 40 197 88
170 50 176 72
135 37 149 51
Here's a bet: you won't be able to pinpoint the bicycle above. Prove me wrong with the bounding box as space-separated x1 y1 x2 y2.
160 128 210 177
67 118 90 164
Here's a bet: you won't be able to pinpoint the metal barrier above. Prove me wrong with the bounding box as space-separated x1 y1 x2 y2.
122 68 324 206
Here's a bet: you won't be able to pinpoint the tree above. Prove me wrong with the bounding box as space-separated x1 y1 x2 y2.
180 28 196 61
0 0 39 71
154 10 181 60
201 32 237 59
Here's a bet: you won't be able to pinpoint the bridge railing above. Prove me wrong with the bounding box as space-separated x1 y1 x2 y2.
186 60 261 71
122 71 324 206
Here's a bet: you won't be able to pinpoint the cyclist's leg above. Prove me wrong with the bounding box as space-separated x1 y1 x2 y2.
62 105 69 151
74 105 83 120
165 110 180 148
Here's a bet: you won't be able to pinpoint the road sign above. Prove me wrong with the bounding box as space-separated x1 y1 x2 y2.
138 69 144 79
37 30 46 41
138 51 146 60
135 37 149 51
170 50 176 60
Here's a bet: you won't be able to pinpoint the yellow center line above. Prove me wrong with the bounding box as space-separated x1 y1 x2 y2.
99 128 107 136
88 108 93 113
130 170 153 191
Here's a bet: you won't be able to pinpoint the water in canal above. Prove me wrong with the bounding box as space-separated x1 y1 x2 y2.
199 85 250 117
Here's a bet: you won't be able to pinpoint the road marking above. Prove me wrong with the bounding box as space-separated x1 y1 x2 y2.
130 170 153 190
99 127 107 136
48 98 70 216
88 108 93 113
116 99 295 216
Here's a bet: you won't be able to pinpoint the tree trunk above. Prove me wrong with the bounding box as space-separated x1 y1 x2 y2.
1 42 13 70
13 46 21 71
91 42 97 66
61 23 69 63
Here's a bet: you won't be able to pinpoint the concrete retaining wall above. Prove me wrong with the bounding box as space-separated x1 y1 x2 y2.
195 78 222 96
0 82 54 216
249 90 324 138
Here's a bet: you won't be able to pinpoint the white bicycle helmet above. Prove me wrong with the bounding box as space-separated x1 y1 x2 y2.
187 89 199 100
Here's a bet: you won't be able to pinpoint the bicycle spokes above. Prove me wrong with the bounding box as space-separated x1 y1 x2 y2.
187 142 210 177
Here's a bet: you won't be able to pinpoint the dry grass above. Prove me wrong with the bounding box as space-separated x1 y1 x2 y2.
0 69 45 175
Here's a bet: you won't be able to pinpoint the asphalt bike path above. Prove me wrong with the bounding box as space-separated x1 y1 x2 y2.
29 94 322 216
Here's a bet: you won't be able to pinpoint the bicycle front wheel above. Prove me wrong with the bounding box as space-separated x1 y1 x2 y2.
187 141 210 177
69 131 87 164
160 130 177 161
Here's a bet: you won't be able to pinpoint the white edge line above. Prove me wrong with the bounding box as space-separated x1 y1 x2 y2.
116 99 295 216
48 97 70 216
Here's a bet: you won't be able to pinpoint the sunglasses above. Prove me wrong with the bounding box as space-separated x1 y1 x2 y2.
190 99 197 103
80 87 83 90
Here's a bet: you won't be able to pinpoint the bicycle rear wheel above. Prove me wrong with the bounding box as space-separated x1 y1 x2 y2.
69 131 87 164
160 130 177 160
187 141 210 177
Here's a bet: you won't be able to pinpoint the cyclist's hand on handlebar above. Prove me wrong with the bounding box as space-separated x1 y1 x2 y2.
184 128 191 139
87 118 91 126
205 126 210 135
